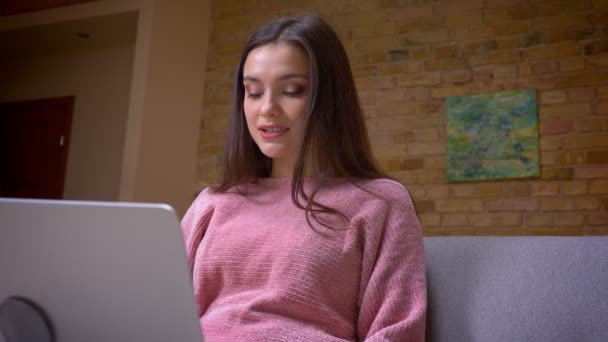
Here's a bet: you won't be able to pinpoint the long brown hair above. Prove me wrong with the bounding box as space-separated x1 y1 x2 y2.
215 14 388 231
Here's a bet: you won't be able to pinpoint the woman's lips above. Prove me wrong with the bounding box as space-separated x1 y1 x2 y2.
259 125 289 139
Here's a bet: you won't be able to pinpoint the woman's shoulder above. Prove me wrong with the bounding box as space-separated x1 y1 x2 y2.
322 177 414 211
352 178 412 202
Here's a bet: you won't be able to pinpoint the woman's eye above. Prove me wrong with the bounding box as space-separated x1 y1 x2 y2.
247 92 263 99
284 88 304 97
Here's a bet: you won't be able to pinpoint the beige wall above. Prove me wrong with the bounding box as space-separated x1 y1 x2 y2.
121 0 211 216
0 44 135 200
0 0 212 216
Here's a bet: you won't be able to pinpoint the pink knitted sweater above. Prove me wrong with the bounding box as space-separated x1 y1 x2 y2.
181 178 426 341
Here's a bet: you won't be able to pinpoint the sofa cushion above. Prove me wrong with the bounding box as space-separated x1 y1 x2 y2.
424 236 608 342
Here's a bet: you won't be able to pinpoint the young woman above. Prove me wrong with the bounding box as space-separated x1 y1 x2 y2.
182 14 426 341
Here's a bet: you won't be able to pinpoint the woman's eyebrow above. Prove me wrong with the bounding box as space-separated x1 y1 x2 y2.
243 73 308 83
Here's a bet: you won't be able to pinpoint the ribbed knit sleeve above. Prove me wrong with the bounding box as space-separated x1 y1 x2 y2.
181 188 214 274
356 181 427 341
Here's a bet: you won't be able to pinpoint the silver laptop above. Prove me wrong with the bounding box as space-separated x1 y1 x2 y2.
0 198 203 342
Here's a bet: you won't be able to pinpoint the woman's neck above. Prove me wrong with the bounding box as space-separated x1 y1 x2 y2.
270 157 314 178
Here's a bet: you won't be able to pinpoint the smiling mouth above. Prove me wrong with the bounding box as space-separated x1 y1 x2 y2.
260 127 288 133
259 126 289 139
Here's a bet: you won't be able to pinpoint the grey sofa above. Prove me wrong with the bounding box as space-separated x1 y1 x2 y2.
424 237 608 342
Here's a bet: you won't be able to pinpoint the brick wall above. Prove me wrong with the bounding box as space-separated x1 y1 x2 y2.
197 0 608 235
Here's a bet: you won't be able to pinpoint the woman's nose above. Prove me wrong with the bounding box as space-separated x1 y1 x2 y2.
260 93 278 117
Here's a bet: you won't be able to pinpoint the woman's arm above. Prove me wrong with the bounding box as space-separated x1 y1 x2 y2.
181 188 214 274
357 184 427 341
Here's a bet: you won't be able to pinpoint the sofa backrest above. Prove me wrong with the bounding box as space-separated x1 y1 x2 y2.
424 236 608 342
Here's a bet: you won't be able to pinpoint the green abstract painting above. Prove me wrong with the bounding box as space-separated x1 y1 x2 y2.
446 89 539 182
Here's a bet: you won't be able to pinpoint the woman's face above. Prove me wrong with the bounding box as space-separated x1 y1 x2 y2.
242 42 311 177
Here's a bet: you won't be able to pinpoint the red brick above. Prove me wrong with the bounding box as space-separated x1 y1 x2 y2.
416 170 448 184
352 65 378 77
564 134 608 149
540 119 572 134
588 212 608 226
442 69 473 84
469 212 523 227
541 103 592 118
401 159 425 170
376 88 405 102
476 227 529 236
599 86 608 100
419 213 441 227
560 181 588 195
352 22 396 39
425 185 449 199
558 71 608 87
530 182 560 196
417 101 443 114
463 40 498 54
567 87 594 102
373 76 398 90
597 102 608 115
445 10 484 27
442 213 469 226
585 39 608 55
540 136 563 151
413 129 439 142
398 18 444 34
532 60 560 74
526 42 581 61
540 90 567 104
431 86 470 98
486 198 539 211
560 57 586 71
532 13 590 30
425 58 469 71
398 72 441 86
404 87 431 101
435 45 460 58
386 4 434 19
555 151 587 165
436 0 484 13
424 157 447 170
587 150 608 163
497 37 520 50
576 165 608 179
436 199 484 212
404 29 450 44
450 183 503 198
541 167 574 180
503 182 530 196
415 200 436 214
542 197 601 211
587 54 608 68
527 226 584 236
589 180 608 194
379 61 423 75
554 213 586 226
410 46 434 60
528 76 558 91
526 213 554 226
470 50 522 66
351 52 386 65
492 21 530 36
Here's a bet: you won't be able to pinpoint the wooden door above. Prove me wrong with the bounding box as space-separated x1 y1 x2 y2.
0 97 74 199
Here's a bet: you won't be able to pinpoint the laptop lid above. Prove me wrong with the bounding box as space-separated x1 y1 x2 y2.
0 198 203 342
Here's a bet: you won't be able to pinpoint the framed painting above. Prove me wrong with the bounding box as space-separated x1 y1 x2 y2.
446 89 539 182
